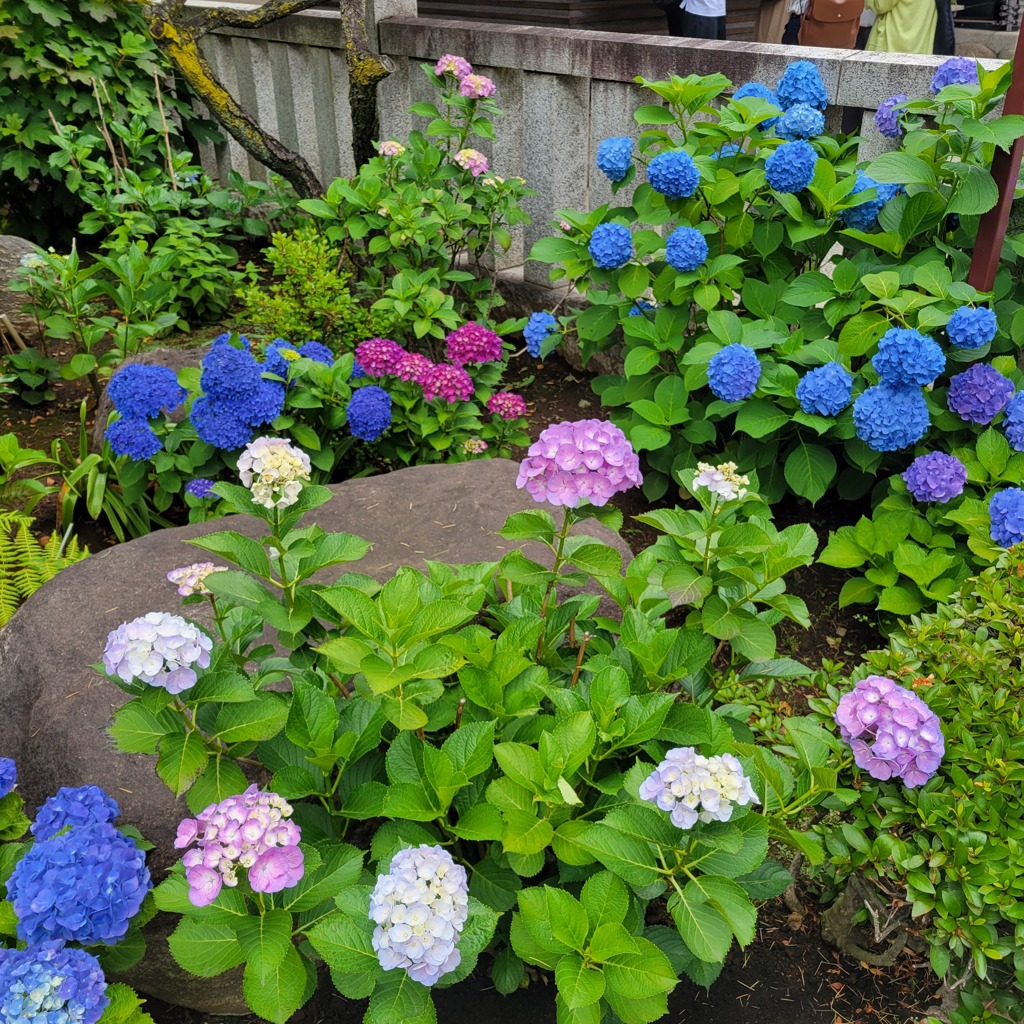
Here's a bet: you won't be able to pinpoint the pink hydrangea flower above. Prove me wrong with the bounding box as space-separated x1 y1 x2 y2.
355 338 407 376
459 74 496 99
487 392 527 420
396 351 436 385
249 846 305 893
463 438 488 455
445 322 503 365
377 140 405 157
166 562 228 597
421 363 475 403
435 54 473 78
454 148 488 177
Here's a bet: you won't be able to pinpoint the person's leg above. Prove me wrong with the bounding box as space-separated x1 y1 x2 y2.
679 10 719 36
782 11 801 43
715 14 727 37
666 4 686 35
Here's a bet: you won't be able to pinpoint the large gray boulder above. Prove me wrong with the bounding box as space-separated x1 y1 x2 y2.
0 235 42 348
0 459 632 1012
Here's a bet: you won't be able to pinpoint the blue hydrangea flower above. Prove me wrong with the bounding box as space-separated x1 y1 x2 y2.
1003 392 1024 451
947 306 998 349
8 821 151 945
200 343 263 402
107 365 185 420
211 332 251 350
0 943 109 1024
524 311 558 358
990 487 1024 547
242 381 285 427
647 150 700 199
775 103 825 141
732 83 780 127
298 341 334 365
104 417 162 461
185 478 216 499
261 338 296 380
588 223 633 269
629 300 655 316
665 227 709 272
796 362 854 416
931 56 979 93
765 140 817 193
190 397 254 449
903 452 967 503
841 172 901 231
874 94 908 138
0 757 15 798
947 363 1014 424
347 385 392 441
32 785 120 841
872 328 945 388
707 344 761 402
596 137 634 182
853 384 930 451
713 143 744 160
775 60 828 111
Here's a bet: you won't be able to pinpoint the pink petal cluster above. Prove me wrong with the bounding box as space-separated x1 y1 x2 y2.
175 785 303 907
459 74 496 99
454 148 489 177
355 338 407 376
463 438 488 454
445 322 503 365
166 562 228 597
397 351 436 384
377 140 406 157
434 54 473 78
421 363 475 403
517 419 643 507
487 392 527 421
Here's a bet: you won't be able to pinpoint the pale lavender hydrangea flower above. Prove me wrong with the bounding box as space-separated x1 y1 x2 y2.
834 676 944 787
237 436 311 509
369 845 469 987
166 562 228 597
516 419 642 507
435 54 472 78
693 461 749 501
102 612 212 694
639 747 760 829
458 75 495 99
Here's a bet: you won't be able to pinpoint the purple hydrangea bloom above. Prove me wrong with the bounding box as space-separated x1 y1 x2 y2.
185 477 216 500
842 172 901 231
766 140 817 193
775 60 828 111
32 785 120 840
355 338 407 376
8 821 151 945
524 312 558 358
638 747 760 829
946 306 998 349
104 417 162 461
853 384 929 451
874 94 908 138
1002 392 1024 451
707 343 761 402
0 943 109 1024
347 386 393 441
732 82 780 127
588 223 633 269
947 363 1014 424
647 149 701 199
834 675 944 788
903 452 968 503
775 102 825 140
795 362 854 416
370 845 469 986
445 322 503 365
665 226 709 272
931 56 979 93
0 757 15 798
596 136 634 182
421 363 475 403
102 611 213 694
872 328 945 387
516 418 642 507
107 364 185 420
990 487 1024 547
298 341 334 365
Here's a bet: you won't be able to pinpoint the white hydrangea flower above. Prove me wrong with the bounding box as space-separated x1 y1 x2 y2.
237 436 311 510
166 562 228 596
694 461 750 501
102 612 213 694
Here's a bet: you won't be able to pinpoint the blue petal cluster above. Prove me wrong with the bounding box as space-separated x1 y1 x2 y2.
713 143 744 160
298 341 334 365
732 82 780 127
947 306 998 349
524 311 558 358
588 223 633 269
707 344 761 402
842 172 901 231
647 150 700 199
872 328 945 387
351 360 367 380
903 452 967 503
32 785 120 841
200 344 262 401
104 418 162 461
947 363 1014 424
185 478 216 499
1003 392 1024 451
211 332 251 350
8 821 151 945
0 943 108 1024
853 384 930 451
347 385 393 441
107 365 185 419
596 137 634 182
261 338 296 380
874 94 908 138
775 103 825 140
665 227 709 272
0 757 15 798
765 140 817 193
796 362 854 416
190 397 257 450
990 487 1024 547
775 60 828 111
931 56 979 93
629 300 655 316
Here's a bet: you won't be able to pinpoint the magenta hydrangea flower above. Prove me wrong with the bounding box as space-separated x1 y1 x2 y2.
446 322 503 365
396 351 436 384
458 74 495 99
487 392 527 420
516 419 642 507
834 675 944 788
421 363 475 403
355 338 407 376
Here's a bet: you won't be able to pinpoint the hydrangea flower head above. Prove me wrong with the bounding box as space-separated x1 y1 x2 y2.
990 487 1024 547
396 351 435 385
175 786 303 907
200 343 262 402
516 419 642 507
103 612 212 694
0 943 108 1024
355 338 407 376
104 417 162 461
714 142 744 160
732 82 780 127
189 397 254 450
629 300 655 316
458 75 495 99
647 149 700 199
186 478 216 500
775 60 828 110
369 845 469 986
0 757 15 798
874 94 908 138
435 54 472 77
347 386 393 442
8 821 151 944
378 140 406 157
421 363 475 403
796 362 853 416
775 102 825 140
765 140 817 193
639 747 760 829
463 438 488 455
445 322 503 365
167 562 228 597
872 328 945 387
947 306 997 349
707 343 761 402
693 461 749 501
108 364 185 419
524 311 558 358
835 675 944 787
297 341 334 365
32 785 120 841
947 363 1014 424
596 136 634 182
1003 392 1024 451
903 452 967 503
931 56 978 93
665 226 709 272
237 436 312 509
853 384 929 451
454 148 488 176
588 223 633 269
487 392 527 420
842 172 901 231
261 339 297 381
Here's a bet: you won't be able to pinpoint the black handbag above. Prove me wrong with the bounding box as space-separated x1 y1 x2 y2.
933 0 956 55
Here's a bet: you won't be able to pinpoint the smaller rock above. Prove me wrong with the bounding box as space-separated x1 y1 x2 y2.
0 235 44 348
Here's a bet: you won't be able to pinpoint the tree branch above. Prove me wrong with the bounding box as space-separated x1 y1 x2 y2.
185 0 327 39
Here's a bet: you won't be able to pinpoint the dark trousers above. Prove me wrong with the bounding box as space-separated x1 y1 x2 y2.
666 8 727 37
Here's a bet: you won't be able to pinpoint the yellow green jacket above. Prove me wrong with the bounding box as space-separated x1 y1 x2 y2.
865 0 937 53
